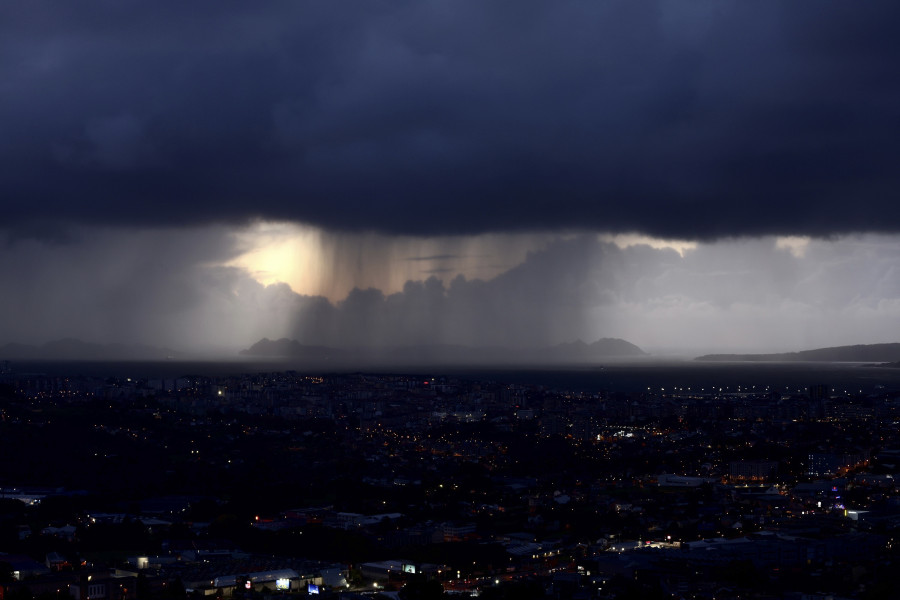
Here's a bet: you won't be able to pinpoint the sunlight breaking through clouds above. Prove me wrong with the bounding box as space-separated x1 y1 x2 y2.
2 225 900 355
223 222 556 301
775 236 811 258
600 233 698 257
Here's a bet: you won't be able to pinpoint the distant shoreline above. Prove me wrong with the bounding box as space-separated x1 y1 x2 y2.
3 358 900 395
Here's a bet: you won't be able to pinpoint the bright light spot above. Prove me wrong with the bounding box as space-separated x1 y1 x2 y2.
600 233 697 257
775 235 810 258
226 221 328 297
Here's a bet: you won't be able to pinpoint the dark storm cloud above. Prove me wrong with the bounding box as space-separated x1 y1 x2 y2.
3 1 900 239
293 235 900 352
282 236 663 348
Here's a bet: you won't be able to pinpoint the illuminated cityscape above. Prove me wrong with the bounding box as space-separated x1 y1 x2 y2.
0 363 898 599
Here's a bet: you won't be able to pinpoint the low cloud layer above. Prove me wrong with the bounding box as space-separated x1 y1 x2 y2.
3 1 900 239
3 227 899 354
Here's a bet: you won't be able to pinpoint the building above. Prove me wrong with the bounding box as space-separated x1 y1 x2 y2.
729 460 778 482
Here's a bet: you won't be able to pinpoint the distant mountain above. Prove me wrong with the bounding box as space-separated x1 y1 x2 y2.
695 343 900 363
238 338 340 359
0 338 180 361
550 338 647 358
239 337 646 364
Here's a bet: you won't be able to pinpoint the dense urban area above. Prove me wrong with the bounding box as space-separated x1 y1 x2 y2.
0 361 898 600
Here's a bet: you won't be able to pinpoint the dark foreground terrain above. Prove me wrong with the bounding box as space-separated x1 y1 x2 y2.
0 360 898 599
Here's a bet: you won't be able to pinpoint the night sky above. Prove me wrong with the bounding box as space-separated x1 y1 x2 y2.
2 1 900 355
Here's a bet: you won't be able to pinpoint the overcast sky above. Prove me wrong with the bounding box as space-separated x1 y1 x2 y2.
2 1 900 356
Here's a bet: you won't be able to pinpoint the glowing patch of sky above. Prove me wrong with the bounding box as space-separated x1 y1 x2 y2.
775 236 811 258
225 222 328 295
224 222 557 300
226 223 708 300
600 233 697 257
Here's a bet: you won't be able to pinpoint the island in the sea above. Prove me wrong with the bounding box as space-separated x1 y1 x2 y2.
695 342 900 362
